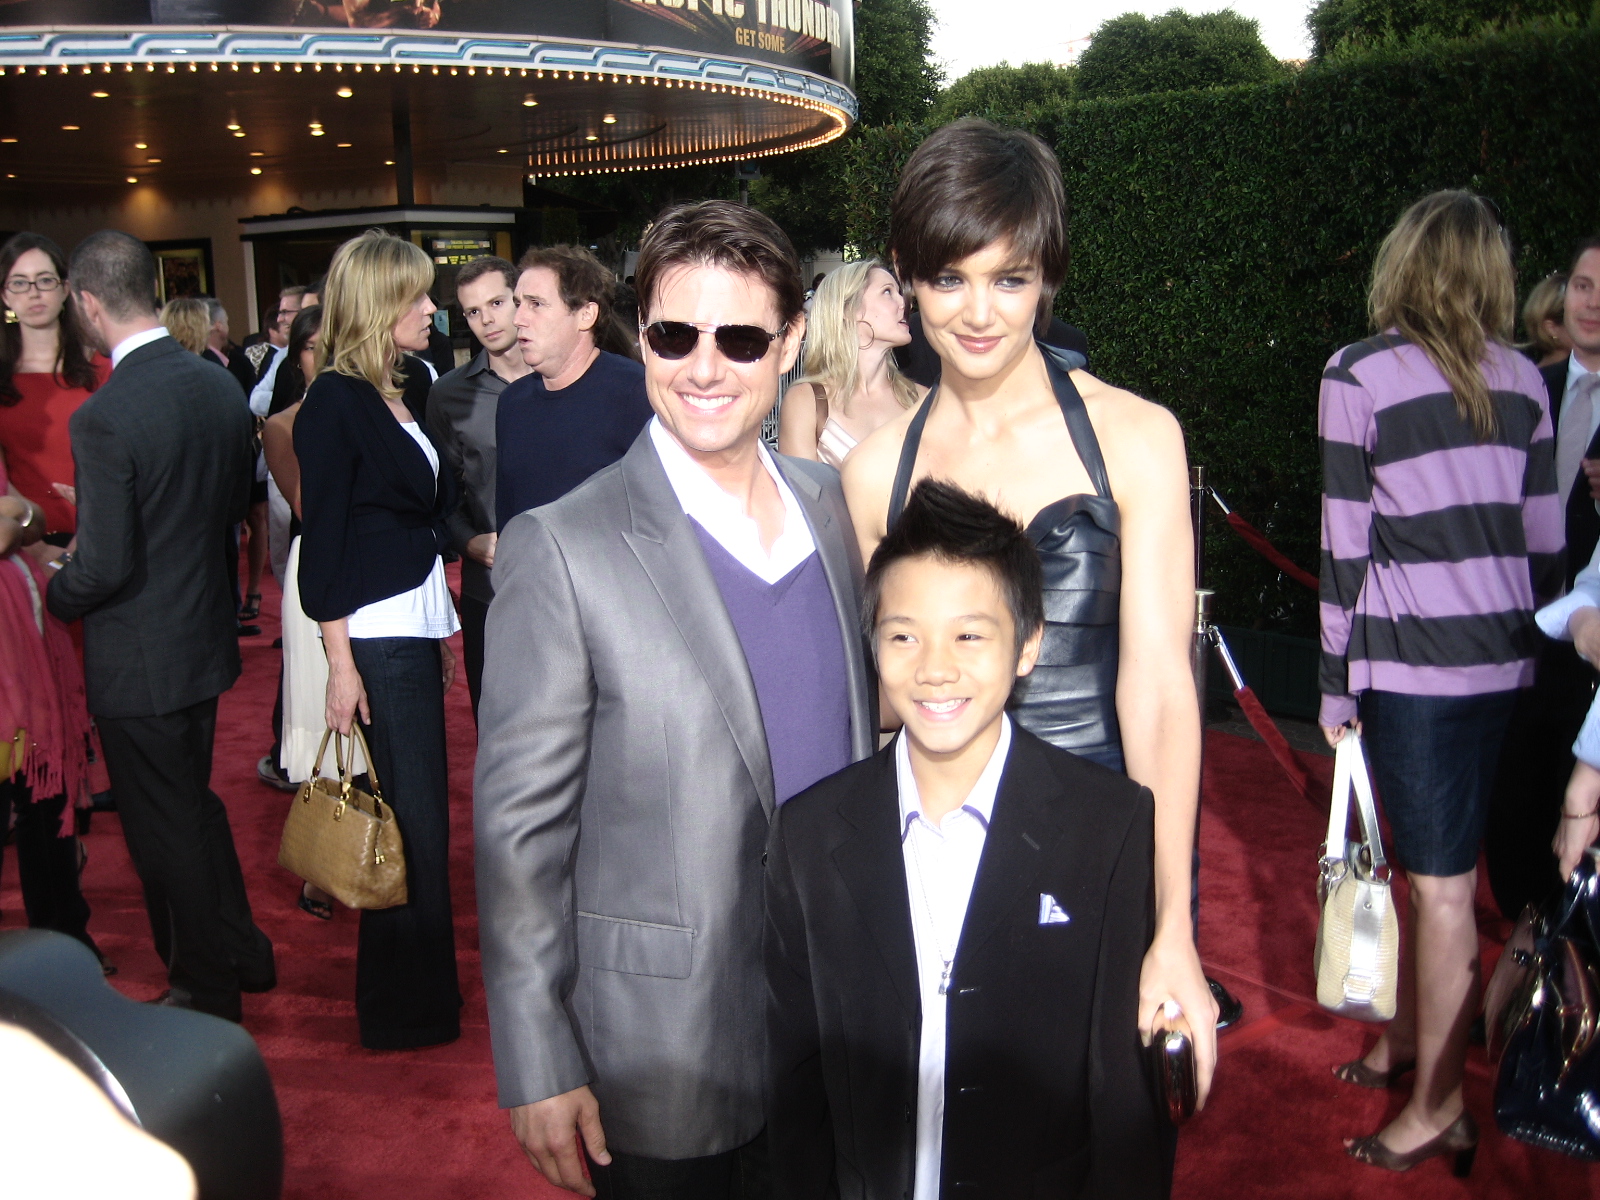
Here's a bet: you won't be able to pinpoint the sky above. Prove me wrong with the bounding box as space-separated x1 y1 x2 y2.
925 1 1318 81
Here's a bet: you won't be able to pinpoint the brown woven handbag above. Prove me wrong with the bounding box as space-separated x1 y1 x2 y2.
277 726 407 911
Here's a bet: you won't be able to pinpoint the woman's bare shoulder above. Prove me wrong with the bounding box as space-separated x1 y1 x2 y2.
1075 371 1183 451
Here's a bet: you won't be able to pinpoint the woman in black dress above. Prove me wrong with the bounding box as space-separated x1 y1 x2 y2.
842 118 1216 1108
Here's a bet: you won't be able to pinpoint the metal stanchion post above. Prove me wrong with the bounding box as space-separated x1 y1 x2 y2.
1190 469 1243 1030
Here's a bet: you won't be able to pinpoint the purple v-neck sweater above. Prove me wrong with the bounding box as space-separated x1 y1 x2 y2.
691 522 852 805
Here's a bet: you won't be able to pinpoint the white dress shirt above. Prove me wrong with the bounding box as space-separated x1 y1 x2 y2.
343 422 461 640
648 417 815 583
109 325 169 369
248 343 287 417
896 716 1013 1200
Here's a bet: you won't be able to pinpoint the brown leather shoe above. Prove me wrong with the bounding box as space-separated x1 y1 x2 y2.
1346 1112 1477 1176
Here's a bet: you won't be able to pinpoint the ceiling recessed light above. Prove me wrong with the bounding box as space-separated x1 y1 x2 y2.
233 130 246 138
250 167 262 175
522 94 537 107
91 91 108 98
226 122 240 131
0 138 16 144
384 159 394 165
146 157 160 163
602 114 616 124
4 174 13 179
125 176 137 183
134 142 146 149
336 142 351 148
310 129 325 136
248 151 263 156
336 87 353 98
585 133 598 142
496 148 507 153
61 125 80 131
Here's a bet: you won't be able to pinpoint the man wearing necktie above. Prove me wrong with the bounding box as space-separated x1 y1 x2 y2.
1487 235 1600 920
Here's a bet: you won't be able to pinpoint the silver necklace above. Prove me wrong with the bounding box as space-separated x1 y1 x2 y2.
907 824 957 995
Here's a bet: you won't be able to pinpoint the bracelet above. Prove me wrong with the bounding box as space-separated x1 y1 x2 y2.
1562 808 1600 820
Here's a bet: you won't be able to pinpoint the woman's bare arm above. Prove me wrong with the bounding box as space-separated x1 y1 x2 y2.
262 405 303 517
1097 385 1218 1107
776 383 824 461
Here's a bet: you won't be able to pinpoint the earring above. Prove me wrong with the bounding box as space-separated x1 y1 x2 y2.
857 320 873 350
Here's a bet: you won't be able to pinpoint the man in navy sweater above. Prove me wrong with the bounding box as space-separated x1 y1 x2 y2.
494 245 652 531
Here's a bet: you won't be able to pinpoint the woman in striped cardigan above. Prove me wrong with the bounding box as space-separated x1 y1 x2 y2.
1318 191 1562 1175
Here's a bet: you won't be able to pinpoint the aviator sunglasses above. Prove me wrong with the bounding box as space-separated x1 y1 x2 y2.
641 319 784 364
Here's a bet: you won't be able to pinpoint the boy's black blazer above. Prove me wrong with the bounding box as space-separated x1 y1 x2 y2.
294 359 456 623
765 725 1173 1200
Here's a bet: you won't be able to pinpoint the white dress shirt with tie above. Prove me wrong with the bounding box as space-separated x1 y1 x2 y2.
896 715 1013 1200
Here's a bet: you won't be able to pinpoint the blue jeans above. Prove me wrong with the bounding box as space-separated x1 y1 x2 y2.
350 637 460 1049
1359 689 1519 876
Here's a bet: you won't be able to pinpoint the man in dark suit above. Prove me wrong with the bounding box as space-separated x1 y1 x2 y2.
46 231 273 1022
766 480 1171 1200
1487 235 1600 919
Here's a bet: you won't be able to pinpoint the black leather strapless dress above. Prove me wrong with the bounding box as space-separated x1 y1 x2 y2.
887 344 1124 770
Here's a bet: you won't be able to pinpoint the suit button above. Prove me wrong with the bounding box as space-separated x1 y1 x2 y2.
761 852 767 866
904 1104 913 1124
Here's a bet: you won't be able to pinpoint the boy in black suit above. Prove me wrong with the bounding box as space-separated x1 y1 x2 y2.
765 480 1172 1200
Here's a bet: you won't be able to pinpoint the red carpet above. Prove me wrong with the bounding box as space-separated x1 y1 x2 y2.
4 567 1598 1199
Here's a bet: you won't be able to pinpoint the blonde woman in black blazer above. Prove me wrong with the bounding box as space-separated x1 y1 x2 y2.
294 231 461 1050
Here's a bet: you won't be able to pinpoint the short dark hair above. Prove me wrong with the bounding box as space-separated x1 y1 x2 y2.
863 479 1045 656
635 199 804 330
282 303 324 399
455 255 517 296
1571 234 1600 275
68 230 159 321
889 118 1069 328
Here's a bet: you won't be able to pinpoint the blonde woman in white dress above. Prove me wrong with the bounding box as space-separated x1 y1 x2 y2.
777 259 925 467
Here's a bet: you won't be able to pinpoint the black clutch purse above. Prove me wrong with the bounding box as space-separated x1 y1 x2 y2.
1148 1007 1198 1125
1493 847 1600 1160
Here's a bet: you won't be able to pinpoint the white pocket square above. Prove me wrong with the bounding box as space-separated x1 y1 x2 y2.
1038 893 1071 925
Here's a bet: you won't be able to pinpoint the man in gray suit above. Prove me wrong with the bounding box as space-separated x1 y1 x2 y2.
47 231 271 1023
475 201 875 1199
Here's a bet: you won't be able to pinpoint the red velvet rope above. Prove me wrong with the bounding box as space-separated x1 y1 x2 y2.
1223 511 1319 593
1232 686 1313 803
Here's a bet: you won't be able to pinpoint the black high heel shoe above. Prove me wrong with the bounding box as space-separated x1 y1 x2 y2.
297 883 333 921
1346 1111 1477 1177
239 592 262 621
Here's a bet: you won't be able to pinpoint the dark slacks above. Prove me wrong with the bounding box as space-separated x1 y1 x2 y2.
589 1131 769 1200
96 696 274 1020
1485 639 1592 916
0 781 97 955
460 592 490 721
350 636 460 1049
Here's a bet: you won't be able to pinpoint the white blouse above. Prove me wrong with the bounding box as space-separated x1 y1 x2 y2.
344 421 461 641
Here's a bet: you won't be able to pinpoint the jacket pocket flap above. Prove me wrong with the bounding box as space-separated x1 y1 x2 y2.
576 912 694 979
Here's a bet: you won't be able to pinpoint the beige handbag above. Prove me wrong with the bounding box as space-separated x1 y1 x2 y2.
277 726 407 911
1314 732 1399 1021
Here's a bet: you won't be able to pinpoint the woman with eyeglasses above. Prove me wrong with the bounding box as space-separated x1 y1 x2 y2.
0 232 108 973
295 231 461 1049
776 258 925 467
0 233 109 545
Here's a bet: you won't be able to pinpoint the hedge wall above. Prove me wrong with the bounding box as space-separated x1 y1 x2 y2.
839 25 1600 635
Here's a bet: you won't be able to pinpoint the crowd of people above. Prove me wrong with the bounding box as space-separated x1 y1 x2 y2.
0 114 1595 1198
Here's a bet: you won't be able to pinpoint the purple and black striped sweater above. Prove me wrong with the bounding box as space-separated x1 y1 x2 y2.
1318 332 1563 727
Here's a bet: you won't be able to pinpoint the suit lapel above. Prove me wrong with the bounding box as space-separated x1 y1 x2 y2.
620 434 776 816
955 733 1069 969
774 456 874 761
832 752 921 1022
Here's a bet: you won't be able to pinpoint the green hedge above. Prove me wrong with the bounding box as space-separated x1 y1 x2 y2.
840 25 1600 635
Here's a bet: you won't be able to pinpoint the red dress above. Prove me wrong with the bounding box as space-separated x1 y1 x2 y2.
0 357 111 534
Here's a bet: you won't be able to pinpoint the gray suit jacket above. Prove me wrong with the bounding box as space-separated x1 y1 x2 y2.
474 428 875 1159
46 335 253 719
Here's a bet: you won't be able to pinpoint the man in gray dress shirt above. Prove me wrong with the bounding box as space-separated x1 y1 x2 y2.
426 256 529 715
